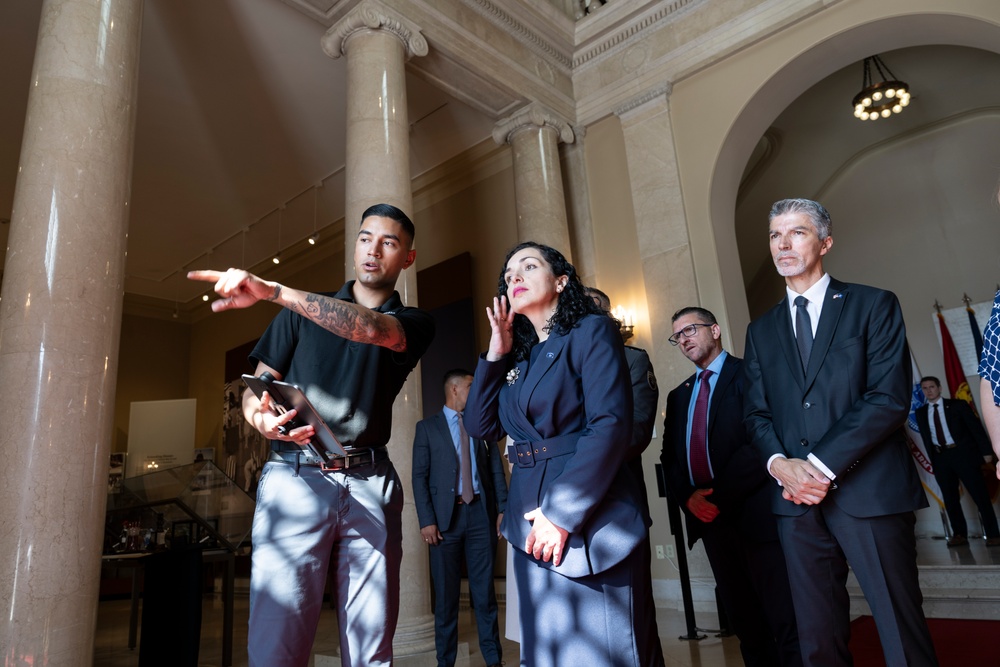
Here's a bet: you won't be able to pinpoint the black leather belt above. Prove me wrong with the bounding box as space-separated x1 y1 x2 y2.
456 494 480 505
268 447 388 472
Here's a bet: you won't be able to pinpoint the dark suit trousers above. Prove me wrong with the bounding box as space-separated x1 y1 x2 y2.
428 498 501 667
934 447 1000 538
700 519 801 667
777 505 939 667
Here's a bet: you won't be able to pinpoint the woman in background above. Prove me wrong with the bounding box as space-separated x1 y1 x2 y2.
463 241 663 667
980 287 1000 472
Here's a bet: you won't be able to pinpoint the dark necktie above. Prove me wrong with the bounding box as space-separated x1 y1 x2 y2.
458 412 474 503
933 403 947 447
794 295 813 372
689 369 714 485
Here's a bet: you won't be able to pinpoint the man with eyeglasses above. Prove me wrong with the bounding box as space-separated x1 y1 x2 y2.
660 307 801 667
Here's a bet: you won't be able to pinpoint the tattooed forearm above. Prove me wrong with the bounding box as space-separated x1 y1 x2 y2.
266 284 282 302
295 292 407 350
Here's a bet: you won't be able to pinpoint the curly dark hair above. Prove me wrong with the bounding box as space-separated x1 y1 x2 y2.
497 242 607 361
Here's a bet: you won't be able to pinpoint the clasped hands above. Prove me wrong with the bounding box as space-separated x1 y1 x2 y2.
771 457 831 505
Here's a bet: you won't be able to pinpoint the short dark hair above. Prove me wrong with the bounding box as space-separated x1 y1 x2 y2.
443 368 473 387
769 198 832 241
920 376 941 387
585 287 612 312
361 203 415 247
671 306 717 325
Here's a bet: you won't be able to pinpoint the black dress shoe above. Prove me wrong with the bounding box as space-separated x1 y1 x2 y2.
946 535 968 547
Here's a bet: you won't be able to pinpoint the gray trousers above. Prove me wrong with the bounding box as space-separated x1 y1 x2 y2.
248 458 403 667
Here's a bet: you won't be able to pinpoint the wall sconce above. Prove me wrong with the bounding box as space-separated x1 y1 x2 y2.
613 305 635 342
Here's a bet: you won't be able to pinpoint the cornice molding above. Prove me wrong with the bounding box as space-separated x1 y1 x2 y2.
461 0 572 72
573 0 701 69
321 0 428 60
613 82 672 118
492 103 576 146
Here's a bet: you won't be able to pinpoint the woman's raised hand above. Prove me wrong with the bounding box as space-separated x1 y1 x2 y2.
485 296 514 361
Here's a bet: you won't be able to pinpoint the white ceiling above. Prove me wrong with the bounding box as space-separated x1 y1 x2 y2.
0 0 495 310
3 2 997 318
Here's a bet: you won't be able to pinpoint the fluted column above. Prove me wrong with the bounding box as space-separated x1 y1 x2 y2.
0 0 144 664
494 103 576 256
323 2 438 662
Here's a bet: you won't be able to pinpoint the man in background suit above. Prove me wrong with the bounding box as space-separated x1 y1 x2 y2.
587 287 665 667
915 375 1000 547
744 198 938 666
662 306 800 667
412 369 507 667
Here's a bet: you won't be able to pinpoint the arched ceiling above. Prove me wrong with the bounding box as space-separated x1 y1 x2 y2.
735 44 1000 316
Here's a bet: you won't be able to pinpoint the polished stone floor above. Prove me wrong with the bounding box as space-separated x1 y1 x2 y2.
93 535 999 666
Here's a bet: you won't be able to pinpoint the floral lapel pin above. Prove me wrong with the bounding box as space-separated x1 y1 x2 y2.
506 368 520 386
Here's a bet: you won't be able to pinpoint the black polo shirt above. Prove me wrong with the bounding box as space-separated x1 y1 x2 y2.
250 281 435 450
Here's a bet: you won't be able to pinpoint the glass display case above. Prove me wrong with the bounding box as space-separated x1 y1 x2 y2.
105 460 254 554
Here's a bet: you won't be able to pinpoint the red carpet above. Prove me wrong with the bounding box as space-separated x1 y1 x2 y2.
848 616 996 666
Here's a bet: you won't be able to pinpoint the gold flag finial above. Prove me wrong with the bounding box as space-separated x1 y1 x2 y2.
933 300 943 314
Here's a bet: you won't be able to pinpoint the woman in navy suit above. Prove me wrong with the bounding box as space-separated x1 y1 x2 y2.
464 242 662 667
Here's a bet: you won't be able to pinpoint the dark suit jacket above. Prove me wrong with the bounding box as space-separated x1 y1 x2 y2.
465 314 645 578
411 410 507 532
743 278 927 518
624 345 658 522
915 398 992 460
662 354 775 547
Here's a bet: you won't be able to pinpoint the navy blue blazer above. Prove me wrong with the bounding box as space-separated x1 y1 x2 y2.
411 410 507 531
743 278 927 518
464 314 645 578
662 354 776 547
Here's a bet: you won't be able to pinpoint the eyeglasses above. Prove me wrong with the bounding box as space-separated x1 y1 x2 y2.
668 323 713 346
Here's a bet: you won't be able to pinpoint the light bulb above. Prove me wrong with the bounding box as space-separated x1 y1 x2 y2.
872 91 883 101
862 97 872 107
886 88 896 98
892 104 902 114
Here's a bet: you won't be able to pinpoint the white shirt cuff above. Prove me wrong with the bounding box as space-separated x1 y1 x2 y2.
766 454 787 486
807 453 837 480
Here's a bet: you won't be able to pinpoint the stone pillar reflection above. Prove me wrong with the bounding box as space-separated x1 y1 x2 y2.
494 103 576 257
323 2 438 661
0 0 144 663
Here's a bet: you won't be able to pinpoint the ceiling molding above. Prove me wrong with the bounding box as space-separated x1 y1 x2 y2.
572 0 701 69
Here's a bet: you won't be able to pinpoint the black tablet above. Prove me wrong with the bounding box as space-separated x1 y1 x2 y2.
242 374 347 460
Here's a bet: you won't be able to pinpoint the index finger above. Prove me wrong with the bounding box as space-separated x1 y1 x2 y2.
187 270 226 283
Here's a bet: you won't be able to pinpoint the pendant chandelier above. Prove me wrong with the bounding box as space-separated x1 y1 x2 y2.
852 54 911 121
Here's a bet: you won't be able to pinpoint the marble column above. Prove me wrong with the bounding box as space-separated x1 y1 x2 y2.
494 103 576 258
0 0 144 663
322 3 438 663
560 125 597 285
614 84 700 395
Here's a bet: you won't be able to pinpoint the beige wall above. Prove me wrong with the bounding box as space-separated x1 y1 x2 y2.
113 314 192 453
